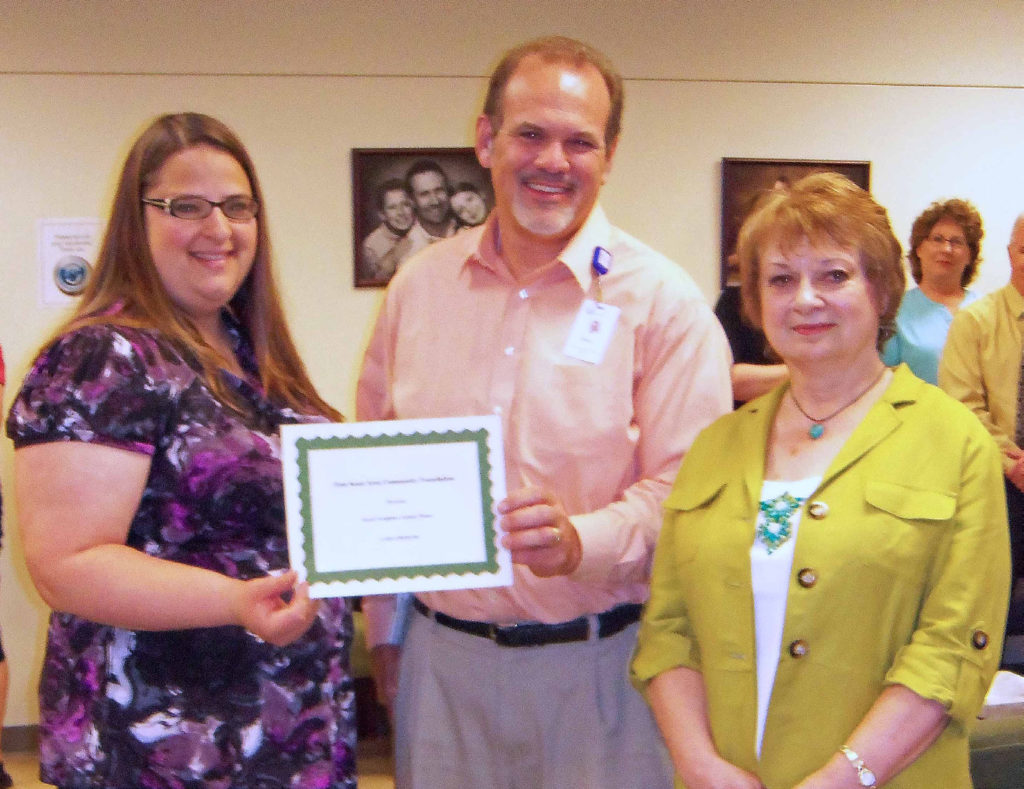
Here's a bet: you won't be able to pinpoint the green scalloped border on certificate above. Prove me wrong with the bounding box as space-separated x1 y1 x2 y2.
294 428 498 583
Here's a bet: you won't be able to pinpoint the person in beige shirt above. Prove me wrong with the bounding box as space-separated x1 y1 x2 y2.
940 212 1024 640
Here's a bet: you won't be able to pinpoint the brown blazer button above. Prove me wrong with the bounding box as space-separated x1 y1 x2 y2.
972 630 989 650
807 501 830 519
797 568 818 588
789 639 809 658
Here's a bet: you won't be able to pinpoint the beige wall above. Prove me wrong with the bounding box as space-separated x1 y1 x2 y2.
1 0 1022 725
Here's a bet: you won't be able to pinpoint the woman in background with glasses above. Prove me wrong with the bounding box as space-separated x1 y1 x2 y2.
7 113 355 789
882 198 984 384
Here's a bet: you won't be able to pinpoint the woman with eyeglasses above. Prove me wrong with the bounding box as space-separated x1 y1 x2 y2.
881 199 984 384
631 174 1008 788
7 113 356 788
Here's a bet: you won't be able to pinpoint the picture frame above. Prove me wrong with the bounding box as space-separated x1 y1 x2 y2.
352 147 493 288
720 158 871 289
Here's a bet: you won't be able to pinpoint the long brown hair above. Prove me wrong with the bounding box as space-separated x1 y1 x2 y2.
59 112 341 420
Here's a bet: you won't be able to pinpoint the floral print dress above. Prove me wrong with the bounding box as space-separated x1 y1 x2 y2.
6 321 356 789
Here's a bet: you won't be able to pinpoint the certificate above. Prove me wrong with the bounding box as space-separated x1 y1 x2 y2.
280 415 512 598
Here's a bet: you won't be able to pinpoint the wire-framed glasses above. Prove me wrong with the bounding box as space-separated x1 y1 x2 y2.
927 233 967 251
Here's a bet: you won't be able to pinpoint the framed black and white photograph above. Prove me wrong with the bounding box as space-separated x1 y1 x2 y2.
720 158 871 288
352 147 493 288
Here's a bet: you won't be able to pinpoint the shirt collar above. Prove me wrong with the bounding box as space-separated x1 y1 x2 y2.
879 363 923 408
1004 283 1024 318
557 204 612 291
413 217 457 241
468 204 611 290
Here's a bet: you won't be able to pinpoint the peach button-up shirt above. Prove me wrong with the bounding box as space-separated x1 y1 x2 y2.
357 206 732 646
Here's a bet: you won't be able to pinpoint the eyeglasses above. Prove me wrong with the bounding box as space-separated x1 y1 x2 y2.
142 195 259 221
927 233 967 251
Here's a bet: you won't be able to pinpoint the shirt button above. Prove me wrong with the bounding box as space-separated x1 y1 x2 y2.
807 501 830 520
789 639 809 658
972 630 990 650
797 568 818 588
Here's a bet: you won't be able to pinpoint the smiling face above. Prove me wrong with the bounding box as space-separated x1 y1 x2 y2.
381 188 415 233
915 215 970 289
144 144 257 333
476 54 616 252
451 189 488 226
759 236 884 371
409 169 451 226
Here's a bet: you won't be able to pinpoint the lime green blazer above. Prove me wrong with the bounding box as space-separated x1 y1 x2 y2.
633 365 1010 788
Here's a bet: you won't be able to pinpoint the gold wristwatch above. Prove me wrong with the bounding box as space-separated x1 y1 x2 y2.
839 745 877 787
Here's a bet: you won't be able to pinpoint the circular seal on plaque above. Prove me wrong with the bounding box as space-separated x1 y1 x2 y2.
53 255 92 295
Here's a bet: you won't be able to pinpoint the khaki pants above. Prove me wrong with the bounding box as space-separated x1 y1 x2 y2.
394 609 673 789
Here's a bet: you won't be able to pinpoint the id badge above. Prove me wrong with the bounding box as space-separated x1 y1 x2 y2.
563 299 620 364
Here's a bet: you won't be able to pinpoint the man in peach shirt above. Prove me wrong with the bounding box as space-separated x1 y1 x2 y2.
357 36 731 788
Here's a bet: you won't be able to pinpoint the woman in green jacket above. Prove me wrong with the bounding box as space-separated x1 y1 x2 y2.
632 173 1010 788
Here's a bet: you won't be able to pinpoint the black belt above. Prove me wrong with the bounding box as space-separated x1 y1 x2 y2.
412 597 642 648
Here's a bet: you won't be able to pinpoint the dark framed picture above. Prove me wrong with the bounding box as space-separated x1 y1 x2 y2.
720 158 871 288
352 147 493 287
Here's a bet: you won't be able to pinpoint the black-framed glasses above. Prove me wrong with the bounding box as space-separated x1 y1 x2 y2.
142 195 259 221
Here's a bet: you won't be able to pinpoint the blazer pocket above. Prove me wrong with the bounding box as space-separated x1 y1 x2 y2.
664 478 728 513
864 480 956 522
662 480 729 564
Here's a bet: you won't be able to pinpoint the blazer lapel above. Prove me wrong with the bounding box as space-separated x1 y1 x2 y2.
820 365 920 488
736 385 785 519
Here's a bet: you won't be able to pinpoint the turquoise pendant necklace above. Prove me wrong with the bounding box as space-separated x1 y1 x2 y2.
789 367 887 440
757 491 805 553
